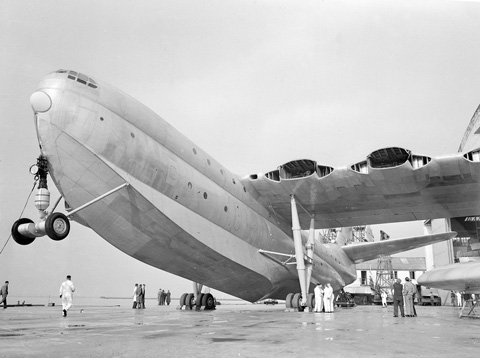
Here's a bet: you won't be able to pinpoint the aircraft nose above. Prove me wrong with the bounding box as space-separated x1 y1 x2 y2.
30 91 52 113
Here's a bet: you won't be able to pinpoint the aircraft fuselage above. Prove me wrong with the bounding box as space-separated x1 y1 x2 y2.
31 70 356 301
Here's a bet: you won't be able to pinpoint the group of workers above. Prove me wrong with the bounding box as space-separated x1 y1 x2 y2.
132 283 146 309
131 284 172 308
157 288 171 305
313 282 335 312
449 290 476 307
378 277 418 317
391 277 417 317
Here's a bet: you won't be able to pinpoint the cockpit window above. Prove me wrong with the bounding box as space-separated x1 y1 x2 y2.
56 69 98 89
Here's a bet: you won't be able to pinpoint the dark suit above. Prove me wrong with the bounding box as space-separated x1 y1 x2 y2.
136 286 143 309
0 284 8 308
392 282 404 317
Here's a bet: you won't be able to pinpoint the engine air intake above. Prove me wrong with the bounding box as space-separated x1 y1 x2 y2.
279 159 316 179
464 149 480 162
368 147 410 168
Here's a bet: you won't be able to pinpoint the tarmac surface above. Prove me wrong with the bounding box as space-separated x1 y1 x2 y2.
1 302 479 358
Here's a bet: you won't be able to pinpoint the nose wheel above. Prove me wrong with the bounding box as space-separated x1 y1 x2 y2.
45 212 70 241
11 212 71 245
12 156 129 247
11 218 36 245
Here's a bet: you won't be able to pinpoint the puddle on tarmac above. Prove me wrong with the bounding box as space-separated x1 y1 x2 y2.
0 333 24 337
211 338 246 343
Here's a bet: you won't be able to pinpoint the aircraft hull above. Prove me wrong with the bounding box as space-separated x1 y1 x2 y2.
33 72 355 301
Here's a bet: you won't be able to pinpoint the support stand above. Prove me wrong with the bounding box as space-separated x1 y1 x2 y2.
459 299 480 319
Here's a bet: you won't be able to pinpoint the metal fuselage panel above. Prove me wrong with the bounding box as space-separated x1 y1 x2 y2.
34 72 357 300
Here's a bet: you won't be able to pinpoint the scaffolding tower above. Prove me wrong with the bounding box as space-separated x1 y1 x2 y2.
319 228 337 244
373 231 394 304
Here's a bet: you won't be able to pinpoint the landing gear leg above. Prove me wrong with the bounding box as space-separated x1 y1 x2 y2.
11 156 71 244
12 155 128 246
290 196 315 312
193 282 204 311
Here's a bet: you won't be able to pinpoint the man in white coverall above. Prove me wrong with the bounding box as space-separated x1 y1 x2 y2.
314 283 324 312
59 275 75 317
323 283 334 313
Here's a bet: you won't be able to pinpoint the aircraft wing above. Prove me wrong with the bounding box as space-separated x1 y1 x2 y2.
341 231 457 264
417 261 480 293
242 147 480 229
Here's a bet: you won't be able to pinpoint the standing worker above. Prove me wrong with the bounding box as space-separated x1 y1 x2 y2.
166 290 171 305
59 275 75 317
136 283 143 309
381 290 388 308
0 281 9 309
323 283 334 313
314 283 324 313
392 279 404 317
403 277 417 317
160 289 165 305
450 291 456 306
132 284 138 309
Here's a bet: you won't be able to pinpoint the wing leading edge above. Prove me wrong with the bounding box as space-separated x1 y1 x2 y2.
341 231 457 264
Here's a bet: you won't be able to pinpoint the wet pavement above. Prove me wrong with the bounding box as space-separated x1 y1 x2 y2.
0 303 479 357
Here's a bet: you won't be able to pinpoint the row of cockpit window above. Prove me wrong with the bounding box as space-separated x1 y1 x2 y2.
56 69 98 89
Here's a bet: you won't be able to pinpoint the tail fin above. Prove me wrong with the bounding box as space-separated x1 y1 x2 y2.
458 104 480 152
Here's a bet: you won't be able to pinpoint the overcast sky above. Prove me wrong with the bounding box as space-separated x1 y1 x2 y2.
2 0 480 301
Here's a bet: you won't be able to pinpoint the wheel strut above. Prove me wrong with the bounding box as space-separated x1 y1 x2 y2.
12 155 129 245
290 195 315 311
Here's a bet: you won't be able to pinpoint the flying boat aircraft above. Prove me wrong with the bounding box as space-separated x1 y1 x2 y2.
12 70 480 311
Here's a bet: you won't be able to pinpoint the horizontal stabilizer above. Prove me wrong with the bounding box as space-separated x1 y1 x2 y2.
342 231 457 264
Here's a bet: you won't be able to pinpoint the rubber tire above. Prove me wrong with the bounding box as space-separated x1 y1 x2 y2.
307 293 315 311
292 293 305 312
202 293 215 310
45 212 70 241
196 293 205 310
185 293 194 310
285 293 294 309
292 293 302 308
179 293 188 306
11 218 36 245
